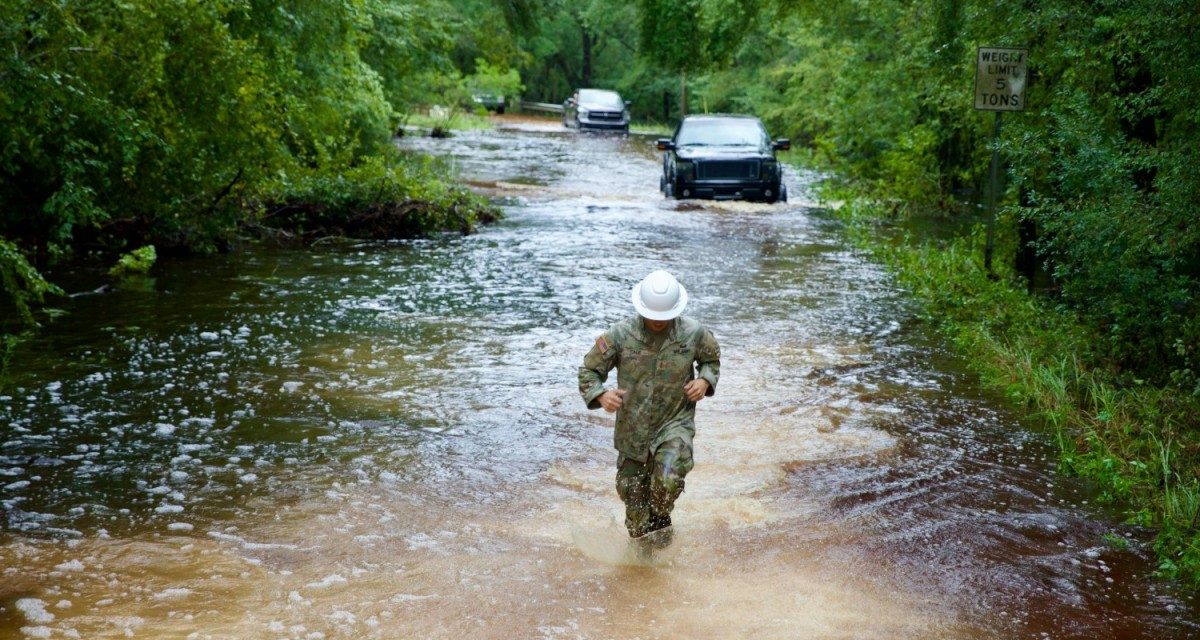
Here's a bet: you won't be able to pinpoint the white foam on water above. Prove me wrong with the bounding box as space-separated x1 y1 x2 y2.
205 530 300 551
54 559 84 572
404 532 441 551
304 574 348 590
15 600 55 624
699 199 783 215
15 598 54 624
389 593 438 604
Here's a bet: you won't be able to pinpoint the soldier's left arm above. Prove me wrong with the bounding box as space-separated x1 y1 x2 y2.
695 328 720 397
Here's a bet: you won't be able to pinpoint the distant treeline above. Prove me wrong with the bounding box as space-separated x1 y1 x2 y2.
0 0 519 328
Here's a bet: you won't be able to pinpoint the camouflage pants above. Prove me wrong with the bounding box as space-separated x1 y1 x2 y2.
615 438 694 538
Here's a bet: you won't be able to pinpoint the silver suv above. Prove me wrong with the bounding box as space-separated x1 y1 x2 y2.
563 88 630 132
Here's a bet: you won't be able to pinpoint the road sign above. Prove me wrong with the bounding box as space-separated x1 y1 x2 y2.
975 47 1028 111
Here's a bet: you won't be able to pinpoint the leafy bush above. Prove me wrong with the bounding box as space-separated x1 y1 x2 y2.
0 0 504 323
467 59 524 101
109 245 157 277
0 238 62 327
255 151 499 239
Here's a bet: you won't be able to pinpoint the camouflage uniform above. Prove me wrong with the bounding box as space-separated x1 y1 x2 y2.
578 315 721 538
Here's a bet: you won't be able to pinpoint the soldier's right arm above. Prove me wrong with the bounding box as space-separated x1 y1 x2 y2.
578 330 620 410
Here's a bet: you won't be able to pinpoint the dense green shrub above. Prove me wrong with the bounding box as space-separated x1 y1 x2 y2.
467 59 524 102
0 0 507 330
255 151 499 239
0 238 62 327
108 245 157 278
0 1 287 256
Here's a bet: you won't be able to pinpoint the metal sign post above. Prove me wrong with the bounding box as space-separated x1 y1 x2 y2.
974 46 1028 275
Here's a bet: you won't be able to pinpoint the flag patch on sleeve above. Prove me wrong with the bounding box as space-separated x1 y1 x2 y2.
596 334 610 353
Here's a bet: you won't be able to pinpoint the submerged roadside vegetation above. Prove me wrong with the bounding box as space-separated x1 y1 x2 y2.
0 1 514 354
831 199 1200 583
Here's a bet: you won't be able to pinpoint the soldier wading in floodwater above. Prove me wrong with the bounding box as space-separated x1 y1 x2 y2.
578 270 721 550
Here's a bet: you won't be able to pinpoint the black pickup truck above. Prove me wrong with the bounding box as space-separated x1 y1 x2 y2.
657 115 789 203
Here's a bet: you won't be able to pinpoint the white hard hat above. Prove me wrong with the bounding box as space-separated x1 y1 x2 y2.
631 270 688 321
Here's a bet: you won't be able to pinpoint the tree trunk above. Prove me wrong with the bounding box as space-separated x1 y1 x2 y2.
1114 52 1157 193
580 25 593 88
1016 187 1039 292
680 69 688 118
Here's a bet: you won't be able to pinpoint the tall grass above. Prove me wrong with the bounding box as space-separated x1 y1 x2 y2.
831 196 1200 584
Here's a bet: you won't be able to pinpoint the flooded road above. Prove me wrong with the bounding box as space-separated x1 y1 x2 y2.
2 116 1197 638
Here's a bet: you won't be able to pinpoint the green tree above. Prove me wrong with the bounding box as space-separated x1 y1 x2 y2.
635 0 760 116
0 0 507 331
361 0 458 125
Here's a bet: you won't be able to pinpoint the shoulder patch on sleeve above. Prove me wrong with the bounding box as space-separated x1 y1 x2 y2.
596 334 611 353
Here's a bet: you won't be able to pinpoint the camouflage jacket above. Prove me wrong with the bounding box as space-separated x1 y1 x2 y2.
578 315 721 462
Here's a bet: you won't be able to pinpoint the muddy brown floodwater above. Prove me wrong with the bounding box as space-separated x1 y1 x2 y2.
2 116 1198 639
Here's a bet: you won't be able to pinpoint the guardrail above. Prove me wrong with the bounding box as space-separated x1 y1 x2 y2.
519 100 565 115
